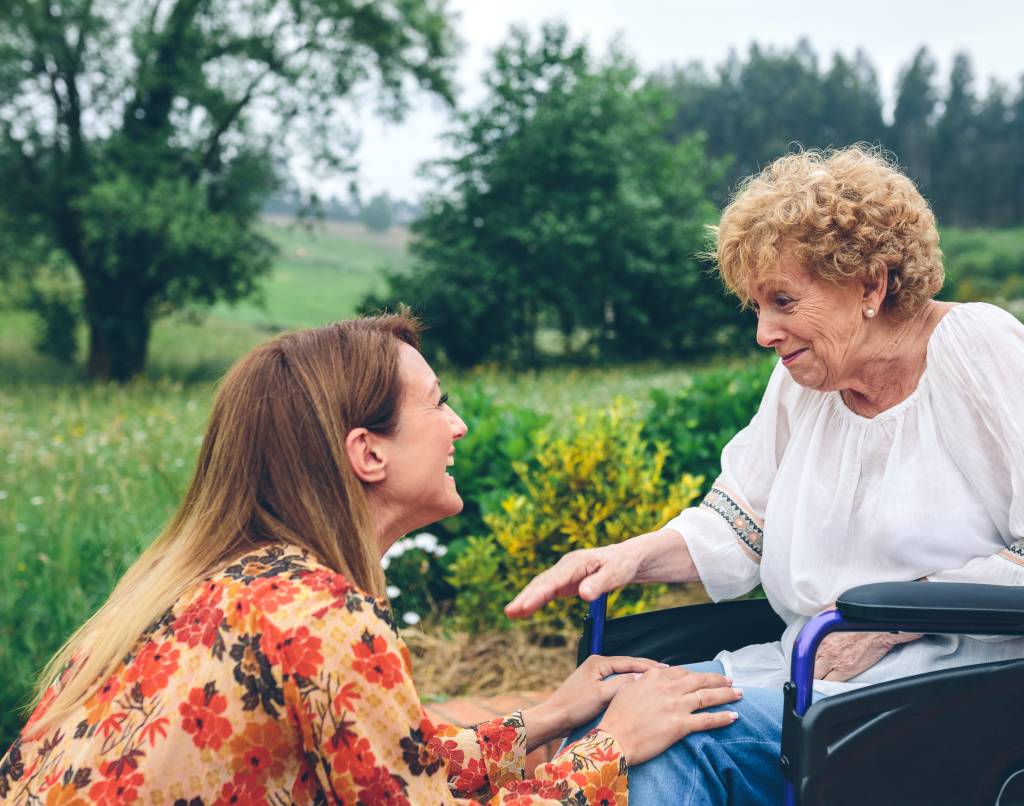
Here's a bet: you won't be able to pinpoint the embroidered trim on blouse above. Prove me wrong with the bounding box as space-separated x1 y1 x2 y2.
1000 541 1024 567
701 487 763 562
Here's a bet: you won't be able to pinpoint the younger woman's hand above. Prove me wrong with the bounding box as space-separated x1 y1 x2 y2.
521 654 667 751
597 668 743 764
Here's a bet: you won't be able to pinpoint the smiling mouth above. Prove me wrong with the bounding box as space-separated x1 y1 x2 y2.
780 348 808 365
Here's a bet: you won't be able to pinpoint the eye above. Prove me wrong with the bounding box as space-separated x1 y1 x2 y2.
437 392 449 407
775 296 794 309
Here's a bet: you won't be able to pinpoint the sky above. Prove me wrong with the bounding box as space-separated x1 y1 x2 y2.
316 0 1024 202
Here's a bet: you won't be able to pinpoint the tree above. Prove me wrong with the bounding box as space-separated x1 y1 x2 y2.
0 0 457 380
360 193 394 232
366 24 737 367
892 47 939 192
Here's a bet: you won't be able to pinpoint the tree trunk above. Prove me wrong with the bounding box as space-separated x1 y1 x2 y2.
85 304 153 382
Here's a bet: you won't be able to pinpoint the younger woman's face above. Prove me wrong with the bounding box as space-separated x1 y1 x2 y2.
375 343 468 539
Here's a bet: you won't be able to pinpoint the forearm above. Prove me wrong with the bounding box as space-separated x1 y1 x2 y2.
631 527 700 585
520 702 571 753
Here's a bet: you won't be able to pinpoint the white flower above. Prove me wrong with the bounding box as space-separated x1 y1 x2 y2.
386 585 401 598
30 496 44 506
381 556 391 570
402 612 421 626
413 532 438 552
434 545 448 557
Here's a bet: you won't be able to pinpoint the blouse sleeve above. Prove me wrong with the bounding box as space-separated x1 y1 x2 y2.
663 361 795 601
282 570 627 805
926 302 1024 585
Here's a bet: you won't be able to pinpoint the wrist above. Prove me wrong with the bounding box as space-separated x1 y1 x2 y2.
633 528 693 584
521 701 570 753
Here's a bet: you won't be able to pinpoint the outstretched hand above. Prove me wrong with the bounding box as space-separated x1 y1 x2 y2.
504 544 639 619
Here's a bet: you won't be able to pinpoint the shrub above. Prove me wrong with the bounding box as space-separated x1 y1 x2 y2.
430 384 549 543
452 400 704 630
643 357 775 491
445 536 516 633
382 532 453 627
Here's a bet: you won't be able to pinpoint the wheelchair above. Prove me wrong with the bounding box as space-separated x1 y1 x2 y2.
579 582 1024 806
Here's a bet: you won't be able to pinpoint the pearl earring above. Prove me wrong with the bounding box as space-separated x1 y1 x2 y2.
865 307 876 319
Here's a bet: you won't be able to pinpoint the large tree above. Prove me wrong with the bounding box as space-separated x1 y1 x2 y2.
0 0 457 380
367 23 737 367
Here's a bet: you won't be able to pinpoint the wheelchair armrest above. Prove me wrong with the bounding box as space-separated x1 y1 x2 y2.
837 581 1024 629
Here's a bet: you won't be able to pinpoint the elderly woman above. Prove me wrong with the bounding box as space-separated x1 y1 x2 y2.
0 313 741 805
506 145 1024 804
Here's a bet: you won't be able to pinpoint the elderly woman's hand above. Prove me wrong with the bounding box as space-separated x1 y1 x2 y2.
814 631 923 682
505 528 700 619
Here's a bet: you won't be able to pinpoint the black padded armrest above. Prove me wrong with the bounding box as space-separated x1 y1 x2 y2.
837 581 1024 629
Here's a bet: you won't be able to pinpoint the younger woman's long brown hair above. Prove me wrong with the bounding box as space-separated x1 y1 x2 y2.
30 312 420 732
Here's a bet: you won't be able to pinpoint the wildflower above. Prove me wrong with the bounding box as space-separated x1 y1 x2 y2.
413 532 438 553
385 585 401 599
402 612 421 626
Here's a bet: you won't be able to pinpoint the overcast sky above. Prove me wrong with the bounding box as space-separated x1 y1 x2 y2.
316 0 1024 202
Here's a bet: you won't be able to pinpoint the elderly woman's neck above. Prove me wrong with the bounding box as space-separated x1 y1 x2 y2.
840 301 953 418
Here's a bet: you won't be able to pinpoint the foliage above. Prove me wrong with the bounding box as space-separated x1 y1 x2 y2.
659 42 1024 227
361 193 395 233
0 0 457 380
941 227 1024 304
455 401 704 630
368 23 735 368
429 384 550 543
446 536 516 633
644 358 776 490
381 532 453 627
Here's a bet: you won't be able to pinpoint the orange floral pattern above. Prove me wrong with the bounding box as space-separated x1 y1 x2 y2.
0 544 626 804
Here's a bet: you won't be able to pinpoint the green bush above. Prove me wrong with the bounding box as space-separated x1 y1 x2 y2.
941 227 1024 303
451 400 704 630
643 357 775 491
430 384 550 543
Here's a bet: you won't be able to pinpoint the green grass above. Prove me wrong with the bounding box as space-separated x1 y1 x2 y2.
211 218 411 329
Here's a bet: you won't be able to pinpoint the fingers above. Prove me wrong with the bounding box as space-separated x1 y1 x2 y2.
687 685 743 713
691 709 741 731
588 655 666 676
675 671 734 692
504 554 592 617
577 562 620 601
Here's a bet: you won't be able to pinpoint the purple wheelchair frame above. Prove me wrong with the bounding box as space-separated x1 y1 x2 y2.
586 593 1024 806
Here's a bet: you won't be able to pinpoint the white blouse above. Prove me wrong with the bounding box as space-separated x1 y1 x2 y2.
665 302 1024 695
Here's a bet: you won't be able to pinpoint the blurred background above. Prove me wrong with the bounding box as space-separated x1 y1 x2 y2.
2 0 1022 747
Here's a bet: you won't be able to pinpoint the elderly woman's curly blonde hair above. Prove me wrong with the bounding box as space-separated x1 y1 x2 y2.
713 145 944 319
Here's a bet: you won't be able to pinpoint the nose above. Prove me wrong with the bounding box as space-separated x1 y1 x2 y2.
755 310 785 349
448 406 468 441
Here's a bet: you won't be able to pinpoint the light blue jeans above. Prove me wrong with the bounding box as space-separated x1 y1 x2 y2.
566 661 816 805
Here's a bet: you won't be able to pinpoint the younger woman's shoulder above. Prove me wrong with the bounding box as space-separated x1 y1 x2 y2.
207 543 399 638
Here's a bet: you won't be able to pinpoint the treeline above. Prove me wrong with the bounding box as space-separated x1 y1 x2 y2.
661 41 1024 227
369 29 1024 368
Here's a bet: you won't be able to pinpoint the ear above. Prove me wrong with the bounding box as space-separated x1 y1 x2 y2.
345 427 388 484
861 261 888 312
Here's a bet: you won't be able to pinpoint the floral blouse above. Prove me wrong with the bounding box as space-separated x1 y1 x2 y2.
0 544 626 805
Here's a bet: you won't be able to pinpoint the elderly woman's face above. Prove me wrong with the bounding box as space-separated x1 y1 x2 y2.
749 256 868 391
